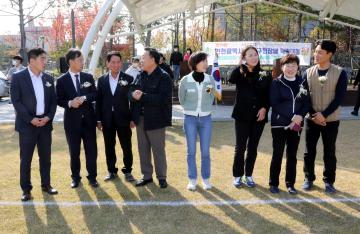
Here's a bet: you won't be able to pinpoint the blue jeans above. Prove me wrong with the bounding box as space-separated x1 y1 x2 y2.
172 65 180 82
183 114 212 180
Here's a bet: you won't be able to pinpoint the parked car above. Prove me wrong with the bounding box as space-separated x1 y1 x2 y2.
0 71 10 99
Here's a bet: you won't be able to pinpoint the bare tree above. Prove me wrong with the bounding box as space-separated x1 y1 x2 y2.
0 0 56 64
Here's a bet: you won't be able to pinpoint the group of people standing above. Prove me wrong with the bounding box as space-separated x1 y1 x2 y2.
11 47 172 201
11 39 347 202
178 39 347 195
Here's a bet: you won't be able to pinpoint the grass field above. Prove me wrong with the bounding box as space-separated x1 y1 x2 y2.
0 121 359 233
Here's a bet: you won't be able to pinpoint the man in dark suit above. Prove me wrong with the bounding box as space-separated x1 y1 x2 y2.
130 48 172 189
96 51 136 182
11 48 58 201
56 48 98 188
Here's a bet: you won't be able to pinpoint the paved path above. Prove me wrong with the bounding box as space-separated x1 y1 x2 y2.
1 98 359 124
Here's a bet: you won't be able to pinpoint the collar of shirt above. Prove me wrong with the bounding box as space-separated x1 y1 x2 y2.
28 67 43 80
109 72 120 81
69 70 80 80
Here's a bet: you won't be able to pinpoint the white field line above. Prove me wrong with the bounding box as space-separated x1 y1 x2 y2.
1 197 360 207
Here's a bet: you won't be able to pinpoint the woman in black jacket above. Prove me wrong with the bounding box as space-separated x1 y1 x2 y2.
229 45 271 188
269 54 310 194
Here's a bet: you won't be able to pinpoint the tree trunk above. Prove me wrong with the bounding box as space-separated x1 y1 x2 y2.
182 12 186 54
145 29 151 47
253 4 257 41
239 1 244 40
296 13 302 42
210 3 216 42
19 0 27 65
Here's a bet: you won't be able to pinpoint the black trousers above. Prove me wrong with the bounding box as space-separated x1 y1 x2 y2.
19 126 52 192
303 119 339 184
232 120 265 177
102 114 133 174
65 120 97 182
269 128 301 187
354 85 360 113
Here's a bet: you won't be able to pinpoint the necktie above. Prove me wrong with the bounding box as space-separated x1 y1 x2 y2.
75 74 81 96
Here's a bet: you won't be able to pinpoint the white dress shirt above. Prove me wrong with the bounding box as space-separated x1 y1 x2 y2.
109 72 119 95
28 68 45 116
68 71 86 108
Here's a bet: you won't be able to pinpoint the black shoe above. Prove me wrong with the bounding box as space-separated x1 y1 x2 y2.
302 179 313 191
287 186 298 195
71 180 80 188
135 178 153 187
41 186 58 195
21 192 32 202
159 179 168 189
351 111 358 116
125 173 135 182
269 186 280 194
89 180 99 188
325 183 337 194
104 173 118 181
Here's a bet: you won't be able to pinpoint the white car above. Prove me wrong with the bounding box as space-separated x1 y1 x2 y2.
0 71 10 99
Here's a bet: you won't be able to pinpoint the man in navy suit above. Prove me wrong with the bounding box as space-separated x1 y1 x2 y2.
56 48 98 188
96 51 136 182
11 48 58 201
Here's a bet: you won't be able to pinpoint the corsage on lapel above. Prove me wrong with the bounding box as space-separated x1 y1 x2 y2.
259 71 267 81
206 84 213 94
118 80 128 86
45 81 52 87
81 81 92 88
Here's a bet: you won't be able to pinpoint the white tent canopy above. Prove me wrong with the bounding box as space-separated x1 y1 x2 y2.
82 0 360 74
294 0 360 21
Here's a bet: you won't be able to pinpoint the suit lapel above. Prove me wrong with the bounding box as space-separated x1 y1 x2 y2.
65 71 78 96
114 72 123 96
24 68 36 100
104 73 113 96
42 74 50 111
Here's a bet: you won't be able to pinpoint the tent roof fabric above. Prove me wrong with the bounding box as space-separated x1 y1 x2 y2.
294 0 360 21
122 0 216 26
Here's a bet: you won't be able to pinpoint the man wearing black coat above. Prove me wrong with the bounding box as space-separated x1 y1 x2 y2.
130 48 172 189
56 48 98 188
96 51 136 182
11 48 58 201
351 70 360 116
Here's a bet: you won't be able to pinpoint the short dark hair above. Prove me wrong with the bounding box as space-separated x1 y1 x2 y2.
13 55 23 63
173 45 179 49
27 48 46 63
315 39 337 54
188 52 208 71
132 57 140 63
280 53 300 67
106 51 122 62
65 48 82 65
144 47 160 65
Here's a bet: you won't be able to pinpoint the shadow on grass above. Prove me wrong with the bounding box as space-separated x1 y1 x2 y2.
198 186 291 233
111 180 239 233
76 185 133 233
246 184 360 233
23 193 72 233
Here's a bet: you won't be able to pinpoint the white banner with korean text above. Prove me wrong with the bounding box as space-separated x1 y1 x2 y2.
203 41 312 66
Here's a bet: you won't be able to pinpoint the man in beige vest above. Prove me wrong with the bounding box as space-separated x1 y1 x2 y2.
302 40 348 194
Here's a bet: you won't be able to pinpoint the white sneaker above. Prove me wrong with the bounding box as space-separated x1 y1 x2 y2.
233 177 242 188
202 179 212 190
187 179 197 191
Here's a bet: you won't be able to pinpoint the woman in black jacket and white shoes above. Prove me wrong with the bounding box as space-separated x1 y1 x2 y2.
269 54 310 194
229 45 272 188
